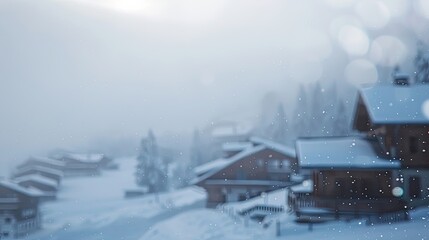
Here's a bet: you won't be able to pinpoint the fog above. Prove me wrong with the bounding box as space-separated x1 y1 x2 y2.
1 0 429 173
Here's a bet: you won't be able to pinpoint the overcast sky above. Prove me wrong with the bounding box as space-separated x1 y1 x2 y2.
1 0 428 173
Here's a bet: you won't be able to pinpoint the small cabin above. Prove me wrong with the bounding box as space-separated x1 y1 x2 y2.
14 174 59 196
289 137 405 216
353 83 429 208
193 138 297 208
0 180 43 238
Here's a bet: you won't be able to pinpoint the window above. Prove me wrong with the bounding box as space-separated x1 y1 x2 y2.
268 159 280 169
409 176 421 199
238 193 247 201
236 169 247 180
5 217 11 224
409 136 419 154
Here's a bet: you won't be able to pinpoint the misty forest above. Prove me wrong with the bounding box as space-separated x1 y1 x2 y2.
1 0 429 240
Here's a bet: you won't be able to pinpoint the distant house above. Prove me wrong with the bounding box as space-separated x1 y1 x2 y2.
289 81 429 220
17 156 65 172
0 180 43 238
193 137 297 208
289 137 405 216
53 153 112 177
14 174 59 199
13 166 63 185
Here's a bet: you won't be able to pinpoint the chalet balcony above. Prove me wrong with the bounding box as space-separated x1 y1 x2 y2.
287 190 407 218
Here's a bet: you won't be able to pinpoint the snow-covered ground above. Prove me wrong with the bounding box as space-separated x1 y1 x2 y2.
24 157 206 240
142 207 429 240
21 157 429 240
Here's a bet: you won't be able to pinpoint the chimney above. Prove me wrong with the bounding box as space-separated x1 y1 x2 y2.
393 73 409 86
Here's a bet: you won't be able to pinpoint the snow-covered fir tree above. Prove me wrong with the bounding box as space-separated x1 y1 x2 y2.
292 85 310 138
135 130 168 193
332 99 349 136
189 129 205 168
292 81 351 138
270 103 289 144
414 42 429 84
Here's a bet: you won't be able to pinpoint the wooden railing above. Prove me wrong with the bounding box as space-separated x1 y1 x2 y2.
238 204 284 216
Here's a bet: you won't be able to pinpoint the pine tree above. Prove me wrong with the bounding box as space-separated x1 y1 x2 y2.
332 99 349 136
293 85 310 138
414 42 429 84
135 130 168 193
322 82 338 136
310 82 325 136
254 92 279 139
271 103 289 144
190 129 204 168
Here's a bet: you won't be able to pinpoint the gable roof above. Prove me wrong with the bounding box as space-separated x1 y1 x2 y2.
296 136 401 170
192 138 296 185
358 84 429 124
15 165 64 177
194 158 231 176
14 174 59 188
191 145 266 185
0 180 45 197
63 153 106 163
20 156 66 168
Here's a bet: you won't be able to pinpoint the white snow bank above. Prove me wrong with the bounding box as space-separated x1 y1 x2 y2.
141 209 261 240
141 207 429 240
26 157 206 240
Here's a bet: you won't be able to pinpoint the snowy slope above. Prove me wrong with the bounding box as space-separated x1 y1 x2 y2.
141 207 429 240
141 209 263 240
24 157 206 240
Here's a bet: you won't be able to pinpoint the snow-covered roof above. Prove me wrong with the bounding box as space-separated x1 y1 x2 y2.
290 180 313 193
194 158 231 176
64 153 106 163
27 156 66 167
15 165 64 177
296 137 401 169
359 84 429 124
250 137 296 158
204 179 290 187
191 145 266 184
221 142 253 152
0 180 45 197
192 139 296 185
14 174 59 188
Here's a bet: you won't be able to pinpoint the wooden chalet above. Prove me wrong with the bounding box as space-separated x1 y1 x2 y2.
14 174 59 197
53 153 112 177
16 157 65 172
289 81 429 220
289 137 405 218
354 82 429 208
0 180 43 238
193 137 298 208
